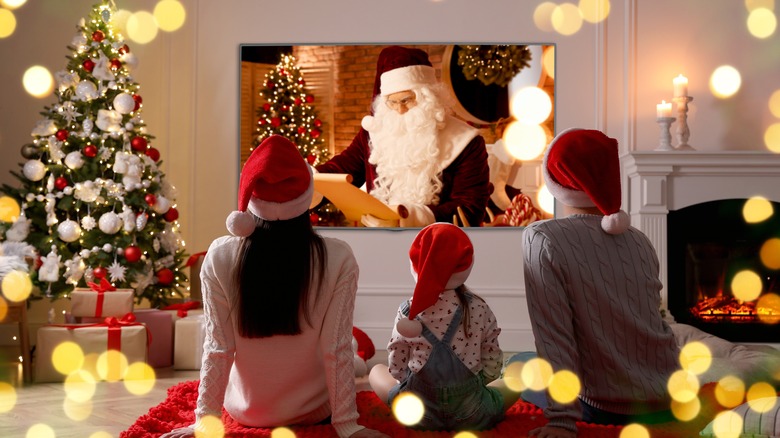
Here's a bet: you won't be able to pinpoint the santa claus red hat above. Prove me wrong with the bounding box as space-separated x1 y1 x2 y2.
543 128 630 234
396 222 474 338
373 45 436 98
226 135 313 237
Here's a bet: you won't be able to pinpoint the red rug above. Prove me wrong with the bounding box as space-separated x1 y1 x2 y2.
121 380 724 437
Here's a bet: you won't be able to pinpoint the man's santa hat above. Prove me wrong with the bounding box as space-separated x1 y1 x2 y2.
543 128 630 234
396 222 474 338
226 135 313 237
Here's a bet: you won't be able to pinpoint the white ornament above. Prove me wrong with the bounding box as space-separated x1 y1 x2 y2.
82 118 94 134
64 255 85 285
57 219 81 242
64 151 84 170
75 80 98 101
98 212 123 235
125 122 134 130
89 132 99 141
81 215 96 231
102 244 113 253
152 238 160 253
63 186 74 196
108 260 127 282
46 174 55 192
22 160 46 181
31 119 58 136
92 53 115 82
121 52 139 71
152 196 171 214
38 245 61 283
25 193 35 202
121 206 136 232
5 212 30 242
55 70 79 91
96 109 122 132
136 213 148 231
79 249 91 258
113 92 135 114
74 181 99 203
48 137 65 163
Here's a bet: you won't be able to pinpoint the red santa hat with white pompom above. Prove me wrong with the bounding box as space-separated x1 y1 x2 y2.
225 135 313 237
396 223 474 338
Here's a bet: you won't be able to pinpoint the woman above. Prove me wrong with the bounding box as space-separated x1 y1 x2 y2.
162 135 387 438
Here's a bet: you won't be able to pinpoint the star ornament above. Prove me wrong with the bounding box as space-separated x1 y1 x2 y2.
108 260 127 282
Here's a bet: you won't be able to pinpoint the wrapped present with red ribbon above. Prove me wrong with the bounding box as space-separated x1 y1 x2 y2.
173 314 205 370
71 278 134 318
133 309 174 368
34 313 149 383
162 300 202 318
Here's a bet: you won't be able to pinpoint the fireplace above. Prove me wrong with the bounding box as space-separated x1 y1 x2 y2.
667 198 780 342
622 150 780 344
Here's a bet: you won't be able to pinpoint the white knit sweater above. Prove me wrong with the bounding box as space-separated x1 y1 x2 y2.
194 235 364 438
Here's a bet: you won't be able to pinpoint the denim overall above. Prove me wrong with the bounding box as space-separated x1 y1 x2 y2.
388 298 504 431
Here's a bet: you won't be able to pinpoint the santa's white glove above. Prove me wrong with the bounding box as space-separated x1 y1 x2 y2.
360 214 399 228
397 204 435 227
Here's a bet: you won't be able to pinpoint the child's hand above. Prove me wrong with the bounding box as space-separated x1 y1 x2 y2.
529 425 577 438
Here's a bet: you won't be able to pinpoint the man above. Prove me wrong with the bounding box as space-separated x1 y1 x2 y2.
315 46 490 227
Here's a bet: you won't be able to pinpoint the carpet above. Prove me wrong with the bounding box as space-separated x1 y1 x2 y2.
121 380 724 437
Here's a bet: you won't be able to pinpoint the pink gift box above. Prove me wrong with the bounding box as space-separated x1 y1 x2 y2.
133 309 173 368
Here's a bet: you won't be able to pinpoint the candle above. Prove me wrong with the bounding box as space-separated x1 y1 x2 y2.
657 100 672 118
673 74 688 98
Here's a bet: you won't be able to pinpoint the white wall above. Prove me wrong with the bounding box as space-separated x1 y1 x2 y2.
1 0 778 350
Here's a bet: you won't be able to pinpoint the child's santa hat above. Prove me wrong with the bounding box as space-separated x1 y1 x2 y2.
543 127 630 234
396 223 474 338
225 135 313 237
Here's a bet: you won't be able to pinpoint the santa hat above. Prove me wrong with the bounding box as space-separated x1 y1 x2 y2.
226 135 313 237
373 46 436 98
543 128 630 234
396 223 474 338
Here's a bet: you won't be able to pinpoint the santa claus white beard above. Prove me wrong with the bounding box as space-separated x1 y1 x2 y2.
368 101 445 206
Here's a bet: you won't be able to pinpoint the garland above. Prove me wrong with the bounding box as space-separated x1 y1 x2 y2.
457 45 532 87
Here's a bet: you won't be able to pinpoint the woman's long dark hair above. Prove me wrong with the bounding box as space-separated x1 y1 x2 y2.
233 212 327 338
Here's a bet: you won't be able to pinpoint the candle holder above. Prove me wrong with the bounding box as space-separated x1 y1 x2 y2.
673 95 695 150
655 117 676 151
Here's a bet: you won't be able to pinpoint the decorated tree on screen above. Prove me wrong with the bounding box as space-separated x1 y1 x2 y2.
0 0 187 307
254 54 346 226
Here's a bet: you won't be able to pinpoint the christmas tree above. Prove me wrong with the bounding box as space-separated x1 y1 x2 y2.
0 0 187 308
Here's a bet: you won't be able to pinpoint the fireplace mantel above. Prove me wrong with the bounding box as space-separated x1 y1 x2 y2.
621 150 780 317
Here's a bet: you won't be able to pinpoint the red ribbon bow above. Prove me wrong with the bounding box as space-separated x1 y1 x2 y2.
162 301 202 318
85 278 117 318
185 251 207 267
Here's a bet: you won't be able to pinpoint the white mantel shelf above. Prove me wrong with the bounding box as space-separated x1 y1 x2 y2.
621 150 780 316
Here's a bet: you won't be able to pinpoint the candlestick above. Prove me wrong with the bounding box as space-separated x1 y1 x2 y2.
673 95 695 150
673 74 688 98
655 116 676 151
657 100 672 118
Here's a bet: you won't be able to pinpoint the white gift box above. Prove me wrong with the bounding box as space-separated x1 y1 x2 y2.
71 287 134 318
173 314 205 370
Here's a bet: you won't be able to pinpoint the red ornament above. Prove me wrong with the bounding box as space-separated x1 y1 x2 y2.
145 147 160 162
298 78 305 85
309 212 319 225
124 245 142 263
118 44 130 55
144 193 157 206
92 30 105 42
257 119 265 125
132 94 142 111
281 105 289 112
156 268 174 286
271 117 281 127
294 97 302 105
82 59 95 72
314 119 322 128
164 207 179 222
297 126 306 134
54 176 68 190
266 80 274 89
131 136 148 152
262 103 271 112
110 58 122 71
310 129 321 139
83 144 98 158
305 95 315 103
55 129 69 141
279 68 286 76
92 266 107 279
306 154 316 165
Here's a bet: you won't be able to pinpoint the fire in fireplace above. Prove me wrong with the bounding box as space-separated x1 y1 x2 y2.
667 198 780 342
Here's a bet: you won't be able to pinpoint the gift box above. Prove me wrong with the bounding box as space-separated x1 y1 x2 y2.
132 309 173 368
35 315 148 383
173 314 205 370
162 301 203 328
71 278 134 318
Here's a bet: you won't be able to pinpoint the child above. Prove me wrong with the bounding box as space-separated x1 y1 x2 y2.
368 222 516 431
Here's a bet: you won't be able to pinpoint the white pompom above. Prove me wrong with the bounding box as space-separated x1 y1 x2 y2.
396 318 422 338
22 160 46 181
113 92 135 114
226 211 255 237
601 210 630 235
57 219 82 242
361 115 375 131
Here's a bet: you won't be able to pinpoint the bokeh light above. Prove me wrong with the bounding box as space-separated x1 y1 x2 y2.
510 86 553 125
503 360 527 392
715 375 746 408
679 341 712 375
745 0 775 12
667 370 700 403
538 184 555 215
746 382 777 412
0 8 16 38
747 7 777 38
731 270 763 302
63 397 93 421
1 270 32 302
757 293 780 324
769 89 780 118
503 123 548 161
619 424 650 438
196 415 225 438
0 195 21 222
126 10 158 44
533 2 558 32
89 432 113 438
153 0 186 32
671 397 701 421
551 3 584 35
543 46 556 79
453 433 479 438
111 9 132 37
548 370 580 403
765 122 780 153
743 196 773 223
271 427 296 438
0 381 17 413
709 65 742 99
579 0 611 23
521 357 554 391
52 341 85 376
0 297 7 321
760 238 780 269
123 362 156 395
22 65 54 98
64 369 97 402
710 410 743 438
26 424 56 438
747 396 779 414
392 392 425 426
96 349 129 382
0 0 26 8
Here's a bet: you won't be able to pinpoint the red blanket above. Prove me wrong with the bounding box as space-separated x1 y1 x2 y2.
122 380 723 437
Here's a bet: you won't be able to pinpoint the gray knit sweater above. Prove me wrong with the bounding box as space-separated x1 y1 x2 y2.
522 215 680 433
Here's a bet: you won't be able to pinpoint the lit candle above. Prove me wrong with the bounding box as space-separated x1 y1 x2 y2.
673 74 688 98
657 100 672 118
